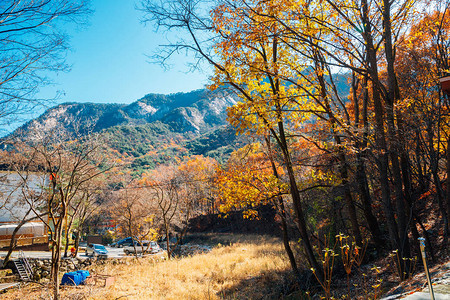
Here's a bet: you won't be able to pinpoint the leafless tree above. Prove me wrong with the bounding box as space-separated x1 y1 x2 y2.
62 177 104 258
0 0 90 132
111 185 156 258
0 168 49 269
3 127 110 299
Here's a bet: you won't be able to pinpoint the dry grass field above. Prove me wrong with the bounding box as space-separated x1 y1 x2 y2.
2 234 300 300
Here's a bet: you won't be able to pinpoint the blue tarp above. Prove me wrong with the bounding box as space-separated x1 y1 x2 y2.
61 270 90 286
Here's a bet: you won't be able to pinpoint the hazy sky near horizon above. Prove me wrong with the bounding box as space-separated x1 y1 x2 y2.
38 0 210 105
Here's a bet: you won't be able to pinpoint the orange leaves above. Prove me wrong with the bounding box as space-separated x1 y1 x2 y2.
177 155 217 179
216 144 287 217
210 0 321 138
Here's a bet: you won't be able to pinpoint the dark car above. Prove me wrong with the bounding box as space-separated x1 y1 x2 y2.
110 237 134 248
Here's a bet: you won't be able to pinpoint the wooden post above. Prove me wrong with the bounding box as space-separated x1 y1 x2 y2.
418 237 435 300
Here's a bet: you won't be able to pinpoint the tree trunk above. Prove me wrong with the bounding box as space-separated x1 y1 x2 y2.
165 223 171 259
362 0 400 250
429 124 449 245
51 222 63 300
265 136 300 276
355 73 384 249
278 199 300 277
74 230 80 257
63 228 70 258
276 120 321 276
382 0 412 274
415 129 427 192
356 153 385 248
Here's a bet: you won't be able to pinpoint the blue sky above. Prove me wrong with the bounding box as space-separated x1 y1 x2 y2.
38 0 210 104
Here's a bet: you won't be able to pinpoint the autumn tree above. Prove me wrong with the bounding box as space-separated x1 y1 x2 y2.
142 0 450 285
216 144 287 218
142 0 349 275
177 155 218 216
215 143 306 272
394 7 450 247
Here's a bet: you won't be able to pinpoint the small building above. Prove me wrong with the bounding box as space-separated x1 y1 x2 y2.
0 222 48 248
0 172 49 248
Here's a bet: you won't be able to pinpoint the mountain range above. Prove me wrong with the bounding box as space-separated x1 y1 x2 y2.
8 88 247 172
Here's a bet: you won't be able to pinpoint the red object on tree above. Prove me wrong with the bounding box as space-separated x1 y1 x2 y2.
439 76 450 96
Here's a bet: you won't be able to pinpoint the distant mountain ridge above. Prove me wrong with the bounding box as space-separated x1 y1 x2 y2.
15 89 237 137
8 88 244 172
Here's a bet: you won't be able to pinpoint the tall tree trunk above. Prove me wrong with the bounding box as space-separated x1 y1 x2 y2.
51 220 63 300
415 129 427 192
63 221 73 258
276 120 321 276
429 123 449 243
354 73 384 249
382 0 412 272
278 200 300 276
165 221 171 259
265 136 300 276
74 230 80 257
338 151 363 247
362 0 400 250
267 35 320 277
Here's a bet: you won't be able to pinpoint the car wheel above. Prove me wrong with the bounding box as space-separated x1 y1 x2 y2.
125 250 129 255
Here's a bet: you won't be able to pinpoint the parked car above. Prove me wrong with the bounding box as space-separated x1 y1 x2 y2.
123 241 161 255
110 237 134 248
85 243 108 258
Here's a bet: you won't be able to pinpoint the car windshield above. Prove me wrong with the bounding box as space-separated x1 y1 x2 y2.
150 242 157 246
94 245 106 250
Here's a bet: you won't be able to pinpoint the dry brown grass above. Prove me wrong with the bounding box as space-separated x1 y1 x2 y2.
2 234 295 300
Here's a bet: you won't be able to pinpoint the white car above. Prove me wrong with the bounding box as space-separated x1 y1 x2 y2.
123 241 161 255
85 243 108 258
